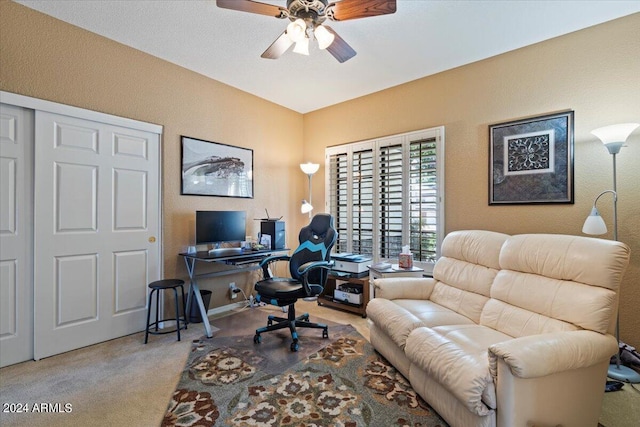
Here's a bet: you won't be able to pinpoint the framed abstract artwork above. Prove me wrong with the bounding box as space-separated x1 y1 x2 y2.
489 111 574 205
181 136 254 198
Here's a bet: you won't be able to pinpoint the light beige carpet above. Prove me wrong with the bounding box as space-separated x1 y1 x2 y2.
0 301 637 426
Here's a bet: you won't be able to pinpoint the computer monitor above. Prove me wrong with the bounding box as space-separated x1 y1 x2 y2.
195 210 246 246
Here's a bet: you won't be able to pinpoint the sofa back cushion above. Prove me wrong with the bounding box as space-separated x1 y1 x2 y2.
481 234 630 337
431 230 510 323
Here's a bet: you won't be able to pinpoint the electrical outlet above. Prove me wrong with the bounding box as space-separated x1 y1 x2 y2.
229 282 237 299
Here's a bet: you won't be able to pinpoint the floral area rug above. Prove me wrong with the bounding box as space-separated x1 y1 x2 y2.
163 319 447 426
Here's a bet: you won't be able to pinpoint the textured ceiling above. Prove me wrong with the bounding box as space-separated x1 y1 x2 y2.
16 0 640 113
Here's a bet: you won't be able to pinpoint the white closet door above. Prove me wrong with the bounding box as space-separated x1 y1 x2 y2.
0 104 34 367
33 111 160 360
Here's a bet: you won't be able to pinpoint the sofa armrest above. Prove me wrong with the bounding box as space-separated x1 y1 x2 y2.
373 277 435 300
488 330 617 379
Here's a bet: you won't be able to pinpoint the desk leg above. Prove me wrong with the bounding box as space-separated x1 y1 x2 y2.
183 257 213 338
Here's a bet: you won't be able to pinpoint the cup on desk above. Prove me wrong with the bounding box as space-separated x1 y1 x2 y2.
187 246 197 254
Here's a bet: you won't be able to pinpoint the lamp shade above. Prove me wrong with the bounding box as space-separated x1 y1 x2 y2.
582 207 608 235
591 123 639 144
300 162 319 175
315 25 335 50
293 37 310 55
301 200 313 214
286 19 306 43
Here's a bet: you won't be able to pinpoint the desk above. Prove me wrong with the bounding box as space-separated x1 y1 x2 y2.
179 248 289 337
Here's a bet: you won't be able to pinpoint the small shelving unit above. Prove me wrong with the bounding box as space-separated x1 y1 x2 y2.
318 272 370 318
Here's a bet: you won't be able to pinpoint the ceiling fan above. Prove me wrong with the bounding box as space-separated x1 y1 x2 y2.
216 0 397 63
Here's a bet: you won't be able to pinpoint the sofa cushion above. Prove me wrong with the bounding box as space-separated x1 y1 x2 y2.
405 325 511 416
499 234 629 290
430 230 508 323
438 230 509 271
394 299 476 328
482 273 615 336
484 234 630 337
367 298 473 349
481 298 579 338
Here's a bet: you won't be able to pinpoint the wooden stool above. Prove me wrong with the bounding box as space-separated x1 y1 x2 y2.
144 279 188 343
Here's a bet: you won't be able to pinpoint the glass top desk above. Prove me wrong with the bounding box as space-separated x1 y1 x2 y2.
179 248 289 337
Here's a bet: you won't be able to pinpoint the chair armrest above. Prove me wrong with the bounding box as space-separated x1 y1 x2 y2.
259 254 291 278
297 260 334 276
488 330 617 379
373 277 435 300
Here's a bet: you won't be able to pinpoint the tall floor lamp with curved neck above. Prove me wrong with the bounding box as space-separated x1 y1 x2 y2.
300 162 319 218
582 122 640 383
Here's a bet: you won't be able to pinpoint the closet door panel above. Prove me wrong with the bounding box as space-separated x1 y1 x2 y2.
0 104 34 367
34 111 160 360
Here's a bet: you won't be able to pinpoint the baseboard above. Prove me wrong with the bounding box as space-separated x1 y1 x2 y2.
157 301 247 329
207 301 247 316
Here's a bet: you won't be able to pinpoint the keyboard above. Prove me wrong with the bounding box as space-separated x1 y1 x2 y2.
208 247 243 256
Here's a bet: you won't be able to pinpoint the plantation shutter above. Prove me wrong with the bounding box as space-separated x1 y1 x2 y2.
377 141 404 258
328 152 348 253
409 136 439 262
351 148 374 256
325 126 444 272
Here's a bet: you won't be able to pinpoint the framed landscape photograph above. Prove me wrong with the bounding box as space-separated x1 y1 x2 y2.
181 136 253 198
489 111 574 205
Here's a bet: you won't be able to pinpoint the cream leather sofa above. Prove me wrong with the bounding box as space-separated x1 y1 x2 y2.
366 230 630 427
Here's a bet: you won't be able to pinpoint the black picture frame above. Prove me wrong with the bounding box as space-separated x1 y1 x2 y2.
181 136 254 198
489 111 574 205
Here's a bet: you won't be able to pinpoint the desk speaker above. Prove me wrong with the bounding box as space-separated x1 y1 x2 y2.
260 221 285 250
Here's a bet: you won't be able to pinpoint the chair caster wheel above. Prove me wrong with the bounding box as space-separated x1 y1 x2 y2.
290 341 299 352
267 320 273 326
322 329 329 339
254 334 262 344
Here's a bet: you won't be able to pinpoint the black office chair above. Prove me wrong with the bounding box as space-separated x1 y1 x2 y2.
253 213 337 351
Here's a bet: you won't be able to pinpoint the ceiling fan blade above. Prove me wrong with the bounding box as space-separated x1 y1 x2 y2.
216 0 285 18
324 26 356 63
329 0 396 21
261 31 294 59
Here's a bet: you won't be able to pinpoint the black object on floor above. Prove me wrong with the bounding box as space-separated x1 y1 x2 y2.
605 380 624 392
188 290 212 323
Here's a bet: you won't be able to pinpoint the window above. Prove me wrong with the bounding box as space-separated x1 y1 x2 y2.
325 127 444 273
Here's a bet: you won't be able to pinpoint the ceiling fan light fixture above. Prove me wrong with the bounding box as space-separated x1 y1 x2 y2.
293 37 310 55
216 0 398 63
286 18 307 43
314 24 335 50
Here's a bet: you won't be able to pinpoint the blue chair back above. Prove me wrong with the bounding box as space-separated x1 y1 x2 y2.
289 213 337 286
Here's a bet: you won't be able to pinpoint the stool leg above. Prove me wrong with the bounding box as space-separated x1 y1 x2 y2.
180 285 188 328
155 288 160 331
173 287 181 341
144 289 153 344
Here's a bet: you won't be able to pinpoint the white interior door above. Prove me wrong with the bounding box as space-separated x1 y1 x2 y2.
33 111 160 360
0 104 34 367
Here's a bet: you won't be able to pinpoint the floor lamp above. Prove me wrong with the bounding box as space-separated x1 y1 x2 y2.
582 122 640 383
300 162 319 217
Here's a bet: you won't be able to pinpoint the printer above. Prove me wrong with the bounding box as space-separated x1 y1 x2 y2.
331 253 372 274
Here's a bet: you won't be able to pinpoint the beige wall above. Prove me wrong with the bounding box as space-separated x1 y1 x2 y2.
2 1 638 347
304 13 640 347
0 1 306 307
